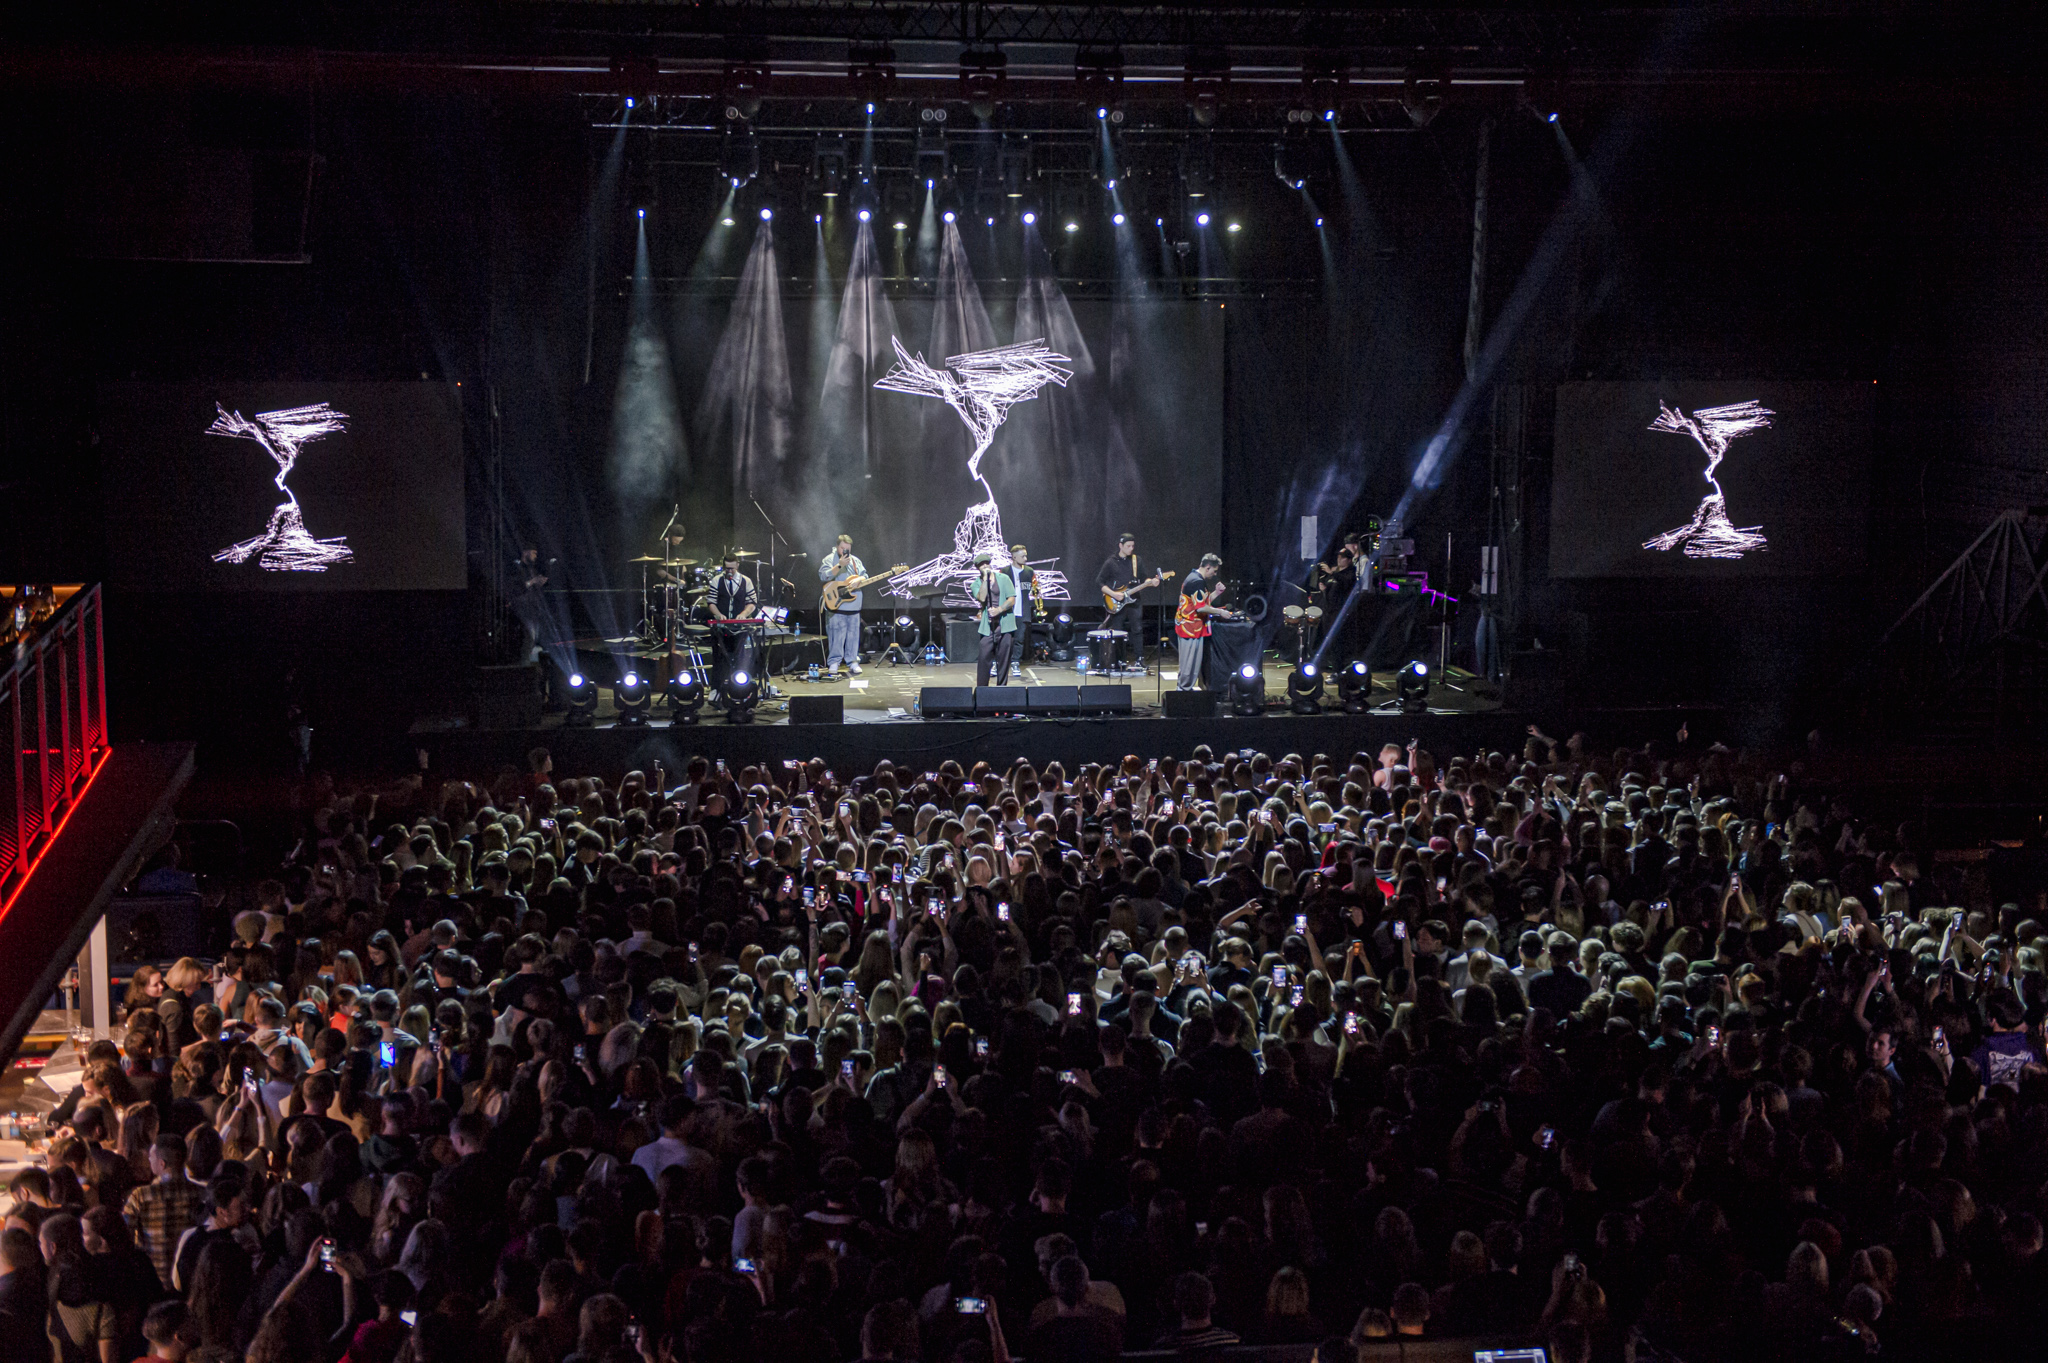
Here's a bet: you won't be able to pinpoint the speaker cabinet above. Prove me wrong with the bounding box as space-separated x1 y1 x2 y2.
788 695 844 725
1161 689 1220 718
919 686 976 718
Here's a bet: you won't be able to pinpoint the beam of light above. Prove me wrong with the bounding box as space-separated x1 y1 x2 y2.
817 219 899 489
1642 400 1772 558
876 337 1071 599
698 222 794 498
610 220 688 517
915 179 940 278
207 402 354 570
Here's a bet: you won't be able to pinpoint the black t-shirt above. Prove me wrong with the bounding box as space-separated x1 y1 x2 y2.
1097 554 1150 592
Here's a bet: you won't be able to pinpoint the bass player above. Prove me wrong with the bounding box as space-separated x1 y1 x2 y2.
817 533 866 678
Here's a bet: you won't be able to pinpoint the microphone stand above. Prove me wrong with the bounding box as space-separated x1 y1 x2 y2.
748 491 793 673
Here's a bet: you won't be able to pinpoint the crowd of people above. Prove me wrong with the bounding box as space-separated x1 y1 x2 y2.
8 730 2044 1363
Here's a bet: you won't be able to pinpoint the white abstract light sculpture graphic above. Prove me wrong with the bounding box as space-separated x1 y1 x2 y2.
208 402 354 571
1642 399 1773 560
875 338 1074 600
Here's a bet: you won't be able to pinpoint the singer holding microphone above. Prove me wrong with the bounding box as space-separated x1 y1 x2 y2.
970 548 1020 687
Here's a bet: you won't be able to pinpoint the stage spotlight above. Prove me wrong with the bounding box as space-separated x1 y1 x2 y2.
1196 212 1211 226
1286 662 1324 714
1324 109 1336 121
1050 612 1076 662
625 97 634 110
1098 107 1108 119
1022 211 1036 225
1337 660 1372 714
1228 662 1267 717
1315 216 1324 227
1226 221 1241 232
637 208 645 220
1112 213 1125 225
1064 221 1079 233
615 671 652 725
858 208 871 221
564 672 598 726
721 668 761 723
867 102 875 115
760 206 773 220
721 216 736 226
986 217 995 226
666 669 705 723
1396 659 1431 714
893 220 907 230
943 210 956 222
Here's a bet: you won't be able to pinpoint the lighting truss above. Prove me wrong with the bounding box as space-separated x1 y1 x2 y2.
1642 399 1773 561
207 402 354 572
874 337 1075 602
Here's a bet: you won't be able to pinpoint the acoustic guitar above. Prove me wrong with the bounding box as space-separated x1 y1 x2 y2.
1102 568 1172 611
821 564 909 612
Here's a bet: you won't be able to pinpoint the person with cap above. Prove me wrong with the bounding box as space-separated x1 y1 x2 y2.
971 549 1020 687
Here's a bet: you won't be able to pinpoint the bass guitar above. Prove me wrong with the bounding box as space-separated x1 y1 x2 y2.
821 563 909 612
1102 569 1172 612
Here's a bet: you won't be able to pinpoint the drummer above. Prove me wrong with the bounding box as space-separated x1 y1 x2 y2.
710 552 761 683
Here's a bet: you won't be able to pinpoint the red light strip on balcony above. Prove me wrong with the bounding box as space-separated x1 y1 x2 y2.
0 745 110 923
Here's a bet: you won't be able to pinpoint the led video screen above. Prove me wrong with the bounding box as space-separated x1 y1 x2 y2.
1548 381 1872 579
99 382 467 592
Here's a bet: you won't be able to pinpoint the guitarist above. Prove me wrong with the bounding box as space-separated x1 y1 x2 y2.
1095 532 1159 671
817 533 866 678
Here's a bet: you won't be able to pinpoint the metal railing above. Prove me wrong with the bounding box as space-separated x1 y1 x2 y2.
0 585 109 914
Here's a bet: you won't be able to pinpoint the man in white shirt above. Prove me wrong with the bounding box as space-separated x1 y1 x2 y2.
631 1094 719 1211
1444 921 1510 992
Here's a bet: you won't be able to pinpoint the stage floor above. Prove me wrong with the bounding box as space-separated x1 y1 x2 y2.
506 655 1503 726
409 654 1517 774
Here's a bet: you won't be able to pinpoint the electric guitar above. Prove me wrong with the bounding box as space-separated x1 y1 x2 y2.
1102 568 1172 611
821 563 909 612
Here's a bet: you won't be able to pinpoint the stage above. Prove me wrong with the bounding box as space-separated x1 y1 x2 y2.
412 652 1540 773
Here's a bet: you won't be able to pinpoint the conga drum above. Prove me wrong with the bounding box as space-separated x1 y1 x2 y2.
1086 629 1127 673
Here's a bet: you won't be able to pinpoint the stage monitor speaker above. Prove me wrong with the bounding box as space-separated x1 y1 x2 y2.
471 662 542 729
920 686 976 718
976 686 1028 714
1161 689 1219 718
1078 684 1133 715
789 695 844 725
1026 686 1080 715
944 616 981 663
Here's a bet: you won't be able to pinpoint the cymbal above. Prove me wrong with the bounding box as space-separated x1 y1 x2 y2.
663 557 700 568
627 555 665 563
725 547 760 557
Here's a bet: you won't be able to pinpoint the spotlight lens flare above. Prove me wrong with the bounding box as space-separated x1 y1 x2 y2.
1022 211 1036 224
722 217 735 226
623 673 638 688
943 210 955 222
1302 663 1317 677
1226 222 1240 232
637 208 645 219
894 221 907 230
858 208 871 221
760 207 772 220
1324 109 1335 121
1097 107 1107 119
1239 664 1257 680
1197 212 1211 226
733 670 750 687
1112 212 1125 225
1064 221 1078 233
568 673 584 688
